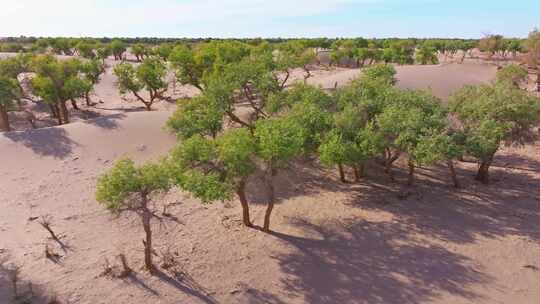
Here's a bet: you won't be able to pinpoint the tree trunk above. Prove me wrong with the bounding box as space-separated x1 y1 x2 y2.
236 181 252 227
49 104 58 118
447 160 460 188
353 165 360 182
70 98 79 110
338 163 346 183
536 72 540 92
384 149 400 181
407 160 415 186
85 91 92 106
140 194 155 274
263 168 277 232
475 160 492 184
59 101 69 124
0 106 10 132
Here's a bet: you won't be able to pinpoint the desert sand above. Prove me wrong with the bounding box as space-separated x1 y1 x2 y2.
1 62 539 304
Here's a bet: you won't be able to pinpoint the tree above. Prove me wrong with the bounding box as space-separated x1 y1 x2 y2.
376 89 447 184
254 117 304 232
31 55 89 124
131 43 149 62
80 59 106 106
168 44 206 91
0 77 19 132
75 40 96 59
479 35 505 59
96 43 112 62
496 64 529 88
96 158 171 274
49 38 74 56
507 40 523 59
113 58 168 111
110 39 127 61
416 44 439 65
154 43 174 61
526 29 540 91
0 54 32 105
168 129 257 227
166 96 223 139
449 82 540 183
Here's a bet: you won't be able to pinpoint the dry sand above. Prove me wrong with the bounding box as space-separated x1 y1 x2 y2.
1 62 540 304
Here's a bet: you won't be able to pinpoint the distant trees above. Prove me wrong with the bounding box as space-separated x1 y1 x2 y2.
479 35 505 59
96 159 171 274
113 57 168 110
449 82 540 183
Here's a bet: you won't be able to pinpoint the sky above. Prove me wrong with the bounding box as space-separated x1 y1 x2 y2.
0 0 538 39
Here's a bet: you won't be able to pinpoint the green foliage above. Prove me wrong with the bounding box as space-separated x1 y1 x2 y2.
416 45 439 65
254 117 304 167
0 76 19 109
113 58 167 108
449 82 540 162
168 44 206 91
110 39 127 60
131 43 149 61
31 55 90 123
75 40 96 59
376 89 447 165
166 96 224 139
95 158 171 211
155 43 174 61
496 64 529 86
361 64 397 84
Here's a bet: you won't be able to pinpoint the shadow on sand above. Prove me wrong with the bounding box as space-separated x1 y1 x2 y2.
4 127 79 159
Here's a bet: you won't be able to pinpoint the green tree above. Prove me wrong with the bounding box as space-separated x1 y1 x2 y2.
96 159 171 274
96 43 112 62
166 96 223 139
526 29 540 91
496 64 529 88
169 129 257 227
416 45 439 65
80 59 106 106
131 43 149 62
31 55 89 124
376 89 447 184
479 35 504 59
449 82 540 183
75 40 96 59
110 39 127 61
0 77 19 132
168 44 206 91
254 117 304 232
113 58 168 111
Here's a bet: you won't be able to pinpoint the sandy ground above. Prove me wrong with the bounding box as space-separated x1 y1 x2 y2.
1 61 540 304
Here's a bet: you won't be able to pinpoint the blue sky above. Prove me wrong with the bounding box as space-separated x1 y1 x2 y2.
0 0 538 38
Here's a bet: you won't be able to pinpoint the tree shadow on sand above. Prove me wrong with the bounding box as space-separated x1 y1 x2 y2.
4 127 79 159
246 147 540 303
271 218 489 304
348 156 540 244
122 269 217 304
83 113 127 130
